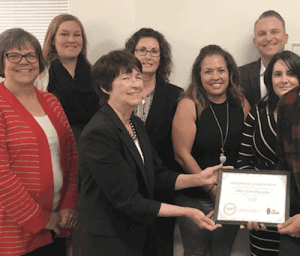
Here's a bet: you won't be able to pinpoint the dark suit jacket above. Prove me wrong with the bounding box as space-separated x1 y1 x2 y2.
239 59 261 109
73 104 179 256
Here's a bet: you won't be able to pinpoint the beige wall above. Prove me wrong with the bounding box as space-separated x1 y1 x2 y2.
69 0 300 90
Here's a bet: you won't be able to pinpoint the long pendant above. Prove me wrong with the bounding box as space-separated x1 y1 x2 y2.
220 151 227 164
210 101 229 165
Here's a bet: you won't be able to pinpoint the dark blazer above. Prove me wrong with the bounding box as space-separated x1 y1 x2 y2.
145 78 183 173
239 59 261 109
73 104 179 256
143 78 183 256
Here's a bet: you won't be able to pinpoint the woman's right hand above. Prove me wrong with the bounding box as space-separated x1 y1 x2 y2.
45 212 61 235
188 208 222 231
198 164 223 187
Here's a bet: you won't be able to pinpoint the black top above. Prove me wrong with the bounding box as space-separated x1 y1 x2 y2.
48 56 99 127
143 77 183 173
181 99 244 198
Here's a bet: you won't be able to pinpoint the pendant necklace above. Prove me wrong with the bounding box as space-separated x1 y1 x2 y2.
209 100 229 164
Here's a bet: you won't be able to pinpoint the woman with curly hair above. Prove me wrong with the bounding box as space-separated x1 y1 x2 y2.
125 28 183 255
172 45 250 256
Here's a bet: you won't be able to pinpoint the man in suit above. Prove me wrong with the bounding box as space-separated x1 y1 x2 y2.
239 10 288 108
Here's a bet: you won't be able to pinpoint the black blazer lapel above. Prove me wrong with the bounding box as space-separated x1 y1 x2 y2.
102 104 152 195
249 59 261 104
131 117 154 197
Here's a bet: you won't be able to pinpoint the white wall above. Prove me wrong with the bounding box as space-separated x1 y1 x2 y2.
70 0 300 90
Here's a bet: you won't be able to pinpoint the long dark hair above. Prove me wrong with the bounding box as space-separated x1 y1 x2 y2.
259 51 300 114
181 45 245 117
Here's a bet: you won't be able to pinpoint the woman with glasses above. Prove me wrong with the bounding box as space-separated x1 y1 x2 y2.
0 28 78 256
125 28 183 255
35 14 99 143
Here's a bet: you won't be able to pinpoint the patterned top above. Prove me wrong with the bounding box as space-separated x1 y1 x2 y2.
277 86 300 216
0 82 78 255
237 105 277 170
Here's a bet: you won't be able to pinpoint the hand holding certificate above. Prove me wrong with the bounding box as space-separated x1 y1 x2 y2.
213 169 290 227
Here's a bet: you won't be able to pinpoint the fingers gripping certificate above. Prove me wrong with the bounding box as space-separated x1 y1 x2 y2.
213 169 290 227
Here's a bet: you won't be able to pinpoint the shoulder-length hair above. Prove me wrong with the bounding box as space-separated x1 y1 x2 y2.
92 50 142 107
125 28 172 83
181 45 244 117
43 14 89 66
259 50 300 113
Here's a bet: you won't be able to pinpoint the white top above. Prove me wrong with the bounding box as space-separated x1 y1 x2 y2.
34 115 63 211
260 59 267 99
133 138 144 163
34 69 49 91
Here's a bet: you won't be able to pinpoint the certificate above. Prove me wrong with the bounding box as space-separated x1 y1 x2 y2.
213 169 290 227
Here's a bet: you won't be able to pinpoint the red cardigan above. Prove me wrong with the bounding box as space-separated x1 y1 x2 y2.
0 82 78 255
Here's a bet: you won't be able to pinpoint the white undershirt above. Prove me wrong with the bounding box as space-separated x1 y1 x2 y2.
133 139 144 163
34 115 63 211
260 59 267 99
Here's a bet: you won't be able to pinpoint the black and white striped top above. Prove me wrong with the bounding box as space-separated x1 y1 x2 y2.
237 105 277 170
237 105 280 256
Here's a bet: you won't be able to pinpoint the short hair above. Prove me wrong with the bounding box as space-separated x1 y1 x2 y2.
260 51 300 113
254 10 286 32
92 50 143 107
125 28 172 83
43 14 89 66
182 45 245 117
0 28 45 78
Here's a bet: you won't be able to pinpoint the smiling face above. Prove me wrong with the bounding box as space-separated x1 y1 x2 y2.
253 17 288 62
3 44 39 87
53 20 83 60
200 54 229 103
272 60 299 98
134 37 160 76
106 68 144 111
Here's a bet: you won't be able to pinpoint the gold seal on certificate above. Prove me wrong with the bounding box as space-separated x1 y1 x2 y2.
213 169 290 227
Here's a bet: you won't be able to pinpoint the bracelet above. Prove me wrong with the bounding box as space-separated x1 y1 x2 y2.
207 184 215 193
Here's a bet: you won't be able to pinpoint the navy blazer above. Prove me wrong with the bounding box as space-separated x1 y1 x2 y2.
239 59 261 109
73 104 179 256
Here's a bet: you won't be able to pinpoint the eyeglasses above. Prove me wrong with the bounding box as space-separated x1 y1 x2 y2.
4 53 39 63
135 48 160 57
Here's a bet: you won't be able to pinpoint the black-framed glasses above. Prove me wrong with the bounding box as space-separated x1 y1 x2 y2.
4 53 39 63
135 48 160 57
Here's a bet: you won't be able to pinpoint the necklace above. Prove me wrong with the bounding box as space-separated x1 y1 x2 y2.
128 119 138 141
209 100 229 164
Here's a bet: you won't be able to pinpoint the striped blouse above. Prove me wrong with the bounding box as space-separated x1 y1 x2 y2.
237 105 280 256
237 105 277 170
0 82 78 255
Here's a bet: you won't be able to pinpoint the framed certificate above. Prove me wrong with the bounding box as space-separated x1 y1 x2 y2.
213 169 290 227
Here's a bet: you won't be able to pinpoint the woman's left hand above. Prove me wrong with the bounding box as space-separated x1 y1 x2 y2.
278 214 300 238
59 209 77 229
